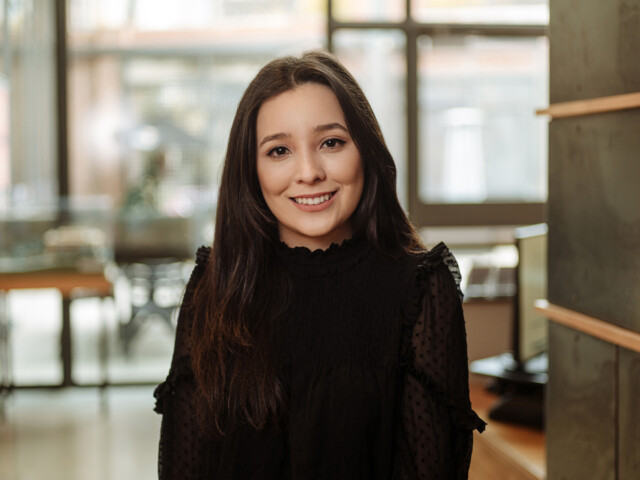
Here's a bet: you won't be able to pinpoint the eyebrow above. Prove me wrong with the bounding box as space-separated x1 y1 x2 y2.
258 122 348 148
258 132 290 148
313 122 348 134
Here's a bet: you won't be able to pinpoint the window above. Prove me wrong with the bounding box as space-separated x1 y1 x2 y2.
0 1 58 209
328 0 549 226
67 0 326 224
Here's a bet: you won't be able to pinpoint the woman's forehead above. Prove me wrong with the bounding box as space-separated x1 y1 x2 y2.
256 83 346 139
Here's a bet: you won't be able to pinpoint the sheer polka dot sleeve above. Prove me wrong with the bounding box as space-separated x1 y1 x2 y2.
395 244 486 479
154 247 216 479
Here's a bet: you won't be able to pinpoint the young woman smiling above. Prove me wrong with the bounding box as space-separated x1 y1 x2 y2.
256 82 364 251
154 51 485 480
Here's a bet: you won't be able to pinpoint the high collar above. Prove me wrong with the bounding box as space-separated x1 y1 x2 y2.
275 236 370 278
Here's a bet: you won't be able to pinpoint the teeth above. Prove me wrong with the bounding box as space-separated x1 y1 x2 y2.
294 193 333 205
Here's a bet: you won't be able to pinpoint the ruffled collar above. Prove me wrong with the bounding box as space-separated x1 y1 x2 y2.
275 236 370 277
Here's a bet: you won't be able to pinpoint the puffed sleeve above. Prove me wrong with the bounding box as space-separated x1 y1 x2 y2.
394 243 486 480
153 246 215 480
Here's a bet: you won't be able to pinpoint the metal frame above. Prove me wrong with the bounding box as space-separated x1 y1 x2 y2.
55 0 69 199
327 0 548 227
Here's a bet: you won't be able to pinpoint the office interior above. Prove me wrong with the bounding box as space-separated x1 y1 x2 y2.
1 1 638 479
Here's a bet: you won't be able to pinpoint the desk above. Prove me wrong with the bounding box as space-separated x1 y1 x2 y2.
469 383 546 480
0 268 113 390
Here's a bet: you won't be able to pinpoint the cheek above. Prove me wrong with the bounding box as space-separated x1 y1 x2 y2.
346 159 365 198
257 161 283 198
352 172 365 209
356 163 365 191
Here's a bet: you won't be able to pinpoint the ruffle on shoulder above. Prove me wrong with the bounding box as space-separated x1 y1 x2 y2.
400 242 486 433
154 354 193 414
400 242 452 329
195 245 211 266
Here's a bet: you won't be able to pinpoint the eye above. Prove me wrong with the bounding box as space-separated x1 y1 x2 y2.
267 146 290 158
322 138 346 149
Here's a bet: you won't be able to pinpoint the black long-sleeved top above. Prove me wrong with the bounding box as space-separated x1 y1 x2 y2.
154 238 485 479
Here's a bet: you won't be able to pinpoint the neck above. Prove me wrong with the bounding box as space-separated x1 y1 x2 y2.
278 225 354 251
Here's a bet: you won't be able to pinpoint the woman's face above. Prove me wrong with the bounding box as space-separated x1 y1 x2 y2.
256 83 364 251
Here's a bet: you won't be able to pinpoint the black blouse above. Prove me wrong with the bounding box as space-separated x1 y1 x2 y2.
154 239 485 479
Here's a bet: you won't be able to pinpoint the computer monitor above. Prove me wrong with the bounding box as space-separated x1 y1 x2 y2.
513 223 548 365
469 223 548 428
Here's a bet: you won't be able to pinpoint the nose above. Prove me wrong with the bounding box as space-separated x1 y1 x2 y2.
294 149 326 184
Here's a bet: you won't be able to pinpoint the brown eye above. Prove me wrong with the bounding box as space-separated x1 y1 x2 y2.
267 146 290 157
322 138 345 149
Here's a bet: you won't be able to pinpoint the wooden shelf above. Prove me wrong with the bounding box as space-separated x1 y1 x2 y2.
534 300 640 354
536 92 640 119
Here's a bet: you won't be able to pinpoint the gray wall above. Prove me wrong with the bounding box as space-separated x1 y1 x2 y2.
547 0 640 478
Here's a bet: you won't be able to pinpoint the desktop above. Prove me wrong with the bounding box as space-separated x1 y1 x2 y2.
470 223 548 429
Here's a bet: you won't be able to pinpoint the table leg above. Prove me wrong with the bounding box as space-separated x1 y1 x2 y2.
61 297 73 386
0 291 11 418
99 295 110 414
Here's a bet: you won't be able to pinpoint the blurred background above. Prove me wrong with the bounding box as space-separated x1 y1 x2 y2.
0 1 553 479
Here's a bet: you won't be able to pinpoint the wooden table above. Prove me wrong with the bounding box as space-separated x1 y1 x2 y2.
469 383 546 480
0 268 113 390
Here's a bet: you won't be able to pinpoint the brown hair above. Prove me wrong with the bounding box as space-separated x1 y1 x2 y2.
191 50 424 435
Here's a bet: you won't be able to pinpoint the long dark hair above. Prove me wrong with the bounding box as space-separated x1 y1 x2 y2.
191 50 424 435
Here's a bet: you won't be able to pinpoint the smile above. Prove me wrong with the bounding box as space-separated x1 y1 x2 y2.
292 192 335 205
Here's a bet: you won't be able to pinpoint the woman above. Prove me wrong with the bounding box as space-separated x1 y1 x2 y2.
154 50 485 479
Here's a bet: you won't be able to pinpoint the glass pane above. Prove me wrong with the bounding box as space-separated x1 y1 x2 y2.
333 30 408 207
68 0 130 31
332 0 405 22
69 0 326 32
412 0 549 25
6 289 63 385
418 35 548 204
0 77 9 208
0 0 57 209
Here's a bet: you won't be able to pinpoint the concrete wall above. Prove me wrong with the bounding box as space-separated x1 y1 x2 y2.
547 1 640 478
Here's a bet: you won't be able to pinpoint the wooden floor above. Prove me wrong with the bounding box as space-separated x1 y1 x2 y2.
0 387 160 480
469 384 546 480
1 384 544 480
